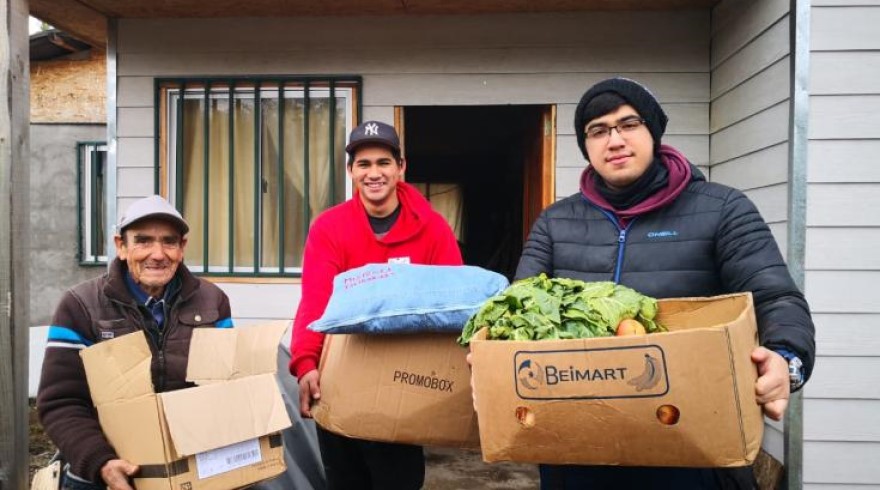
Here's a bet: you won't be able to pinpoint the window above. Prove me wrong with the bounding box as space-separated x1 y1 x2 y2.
159 77 361 276
78 141 108 265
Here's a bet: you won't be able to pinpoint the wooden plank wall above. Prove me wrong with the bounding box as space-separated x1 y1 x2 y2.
30 50 106 123
709 0 792 467
802 1 880 487
114 11 710 324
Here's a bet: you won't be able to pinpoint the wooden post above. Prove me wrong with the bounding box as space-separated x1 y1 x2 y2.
0 0 31 489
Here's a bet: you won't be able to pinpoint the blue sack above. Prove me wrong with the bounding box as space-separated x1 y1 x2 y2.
308 263 509 334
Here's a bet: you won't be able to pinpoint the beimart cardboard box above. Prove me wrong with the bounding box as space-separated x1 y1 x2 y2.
312 333 480 449
470 293 763 467
80 321 292 490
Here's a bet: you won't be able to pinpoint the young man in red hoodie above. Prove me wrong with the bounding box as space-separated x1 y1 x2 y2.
289 120 463 489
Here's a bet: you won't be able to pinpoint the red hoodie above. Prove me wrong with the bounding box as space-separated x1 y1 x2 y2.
289 181 463 378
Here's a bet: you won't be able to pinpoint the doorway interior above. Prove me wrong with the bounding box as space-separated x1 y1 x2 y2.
400 105 555 280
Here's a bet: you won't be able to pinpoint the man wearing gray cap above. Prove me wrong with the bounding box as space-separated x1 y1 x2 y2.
37 195 233 490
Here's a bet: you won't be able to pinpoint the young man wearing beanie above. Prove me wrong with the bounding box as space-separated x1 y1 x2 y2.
290 120 462 489
516 78 815 489
37 195 233 490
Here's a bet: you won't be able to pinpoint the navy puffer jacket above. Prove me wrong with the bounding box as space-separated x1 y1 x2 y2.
516 168 815 380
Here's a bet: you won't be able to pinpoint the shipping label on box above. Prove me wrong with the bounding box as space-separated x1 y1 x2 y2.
471 293 764 468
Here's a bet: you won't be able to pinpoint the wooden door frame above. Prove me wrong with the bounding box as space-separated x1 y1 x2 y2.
521 105 556 240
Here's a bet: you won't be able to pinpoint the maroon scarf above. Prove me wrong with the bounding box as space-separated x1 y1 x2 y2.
580 144 692 226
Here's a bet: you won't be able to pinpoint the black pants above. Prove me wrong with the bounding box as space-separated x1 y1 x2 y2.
317 426 425 490
539 465 757 490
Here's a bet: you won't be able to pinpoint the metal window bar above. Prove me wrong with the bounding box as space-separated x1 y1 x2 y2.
158 76 362 277
76 143 84 262
96 148 106 259
78 143 87 262
329 80 336 205
303 80 311 242
202 83 210 273
91 146 100 259
254 82 262 274
278 81 285 272
175 81 186 214
228 82 235 274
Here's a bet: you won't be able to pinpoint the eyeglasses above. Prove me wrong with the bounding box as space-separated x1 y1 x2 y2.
585 118 646 141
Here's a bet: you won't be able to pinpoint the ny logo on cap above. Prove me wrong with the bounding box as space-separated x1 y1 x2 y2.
365 123 379 136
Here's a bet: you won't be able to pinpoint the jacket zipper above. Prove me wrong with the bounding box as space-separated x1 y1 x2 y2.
158 301 179 392
597 208 636 284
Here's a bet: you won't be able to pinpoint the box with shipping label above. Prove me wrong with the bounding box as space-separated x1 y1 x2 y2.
469 293 763 467
80 321 293 490
312 333 480 449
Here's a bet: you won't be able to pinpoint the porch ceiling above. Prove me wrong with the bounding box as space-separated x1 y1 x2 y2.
30 0 718 50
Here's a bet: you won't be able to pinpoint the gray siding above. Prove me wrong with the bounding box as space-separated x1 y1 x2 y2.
709 0 791 463
29 123 107 327
803 2 880 487
114 11 710 322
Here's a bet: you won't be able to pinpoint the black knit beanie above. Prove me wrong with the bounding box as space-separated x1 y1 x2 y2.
574 77 668 160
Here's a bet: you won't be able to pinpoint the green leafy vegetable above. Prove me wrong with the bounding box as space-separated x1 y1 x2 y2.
458 274 666 345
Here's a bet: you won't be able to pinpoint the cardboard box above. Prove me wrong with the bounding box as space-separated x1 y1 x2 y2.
470 293 763 467
312 333 480 449
80 321 293 490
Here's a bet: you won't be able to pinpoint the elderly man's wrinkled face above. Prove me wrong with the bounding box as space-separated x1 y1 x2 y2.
114 219 187 298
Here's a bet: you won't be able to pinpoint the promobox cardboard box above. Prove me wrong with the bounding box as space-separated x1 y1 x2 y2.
80 321 292 490
470 292 764 468
312 333 480 449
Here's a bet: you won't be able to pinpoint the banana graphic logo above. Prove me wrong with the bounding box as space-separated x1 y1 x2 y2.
517 359 545 390
628 353 662 391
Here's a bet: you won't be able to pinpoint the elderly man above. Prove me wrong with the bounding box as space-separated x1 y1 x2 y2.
515 77 815 489
37 195 233 490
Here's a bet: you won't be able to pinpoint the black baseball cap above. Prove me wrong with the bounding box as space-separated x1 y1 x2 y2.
345 120 401 156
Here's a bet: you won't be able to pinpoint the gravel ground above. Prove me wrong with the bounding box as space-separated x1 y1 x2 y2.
425 447 539 489
29 400 56 483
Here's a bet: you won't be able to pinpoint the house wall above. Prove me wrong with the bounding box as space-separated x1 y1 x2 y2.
114 11 710 324
29 123 107 327
709 0 793 464
28 123 106 396
802 1 880 487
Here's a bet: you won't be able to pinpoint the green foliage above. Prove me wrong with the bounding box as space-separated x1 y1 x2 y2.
458 274 665 345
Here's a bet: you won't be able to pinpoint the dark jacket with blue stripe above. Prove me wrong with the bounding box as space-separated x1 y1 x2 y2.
516 170 815 489
37 258 232 484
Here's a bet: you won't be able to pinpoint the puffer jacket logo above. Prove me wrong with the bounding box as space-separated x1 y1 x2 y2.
646 230 678 239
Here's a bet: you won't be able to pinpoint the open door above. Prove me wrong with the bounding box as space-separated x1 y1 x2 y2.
398 105 555 279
